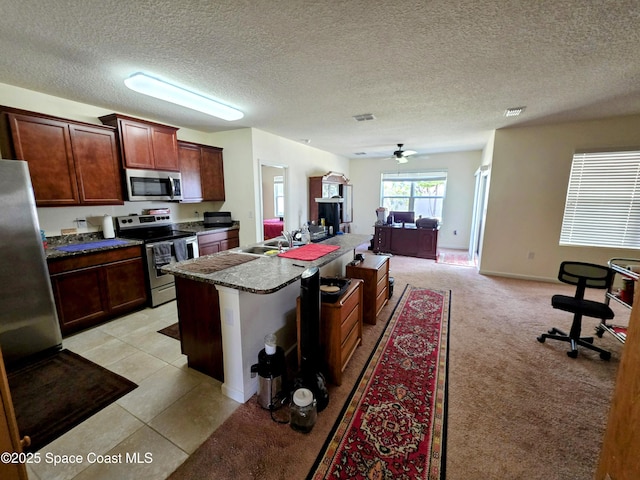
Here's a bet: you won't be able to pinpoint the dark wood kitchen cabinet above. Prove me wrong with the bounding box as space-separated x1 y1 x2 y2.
178 140 225 202
99 113 180 171
174 276 224 380
48 246 147 335
197 228 239 255
0 108 123 206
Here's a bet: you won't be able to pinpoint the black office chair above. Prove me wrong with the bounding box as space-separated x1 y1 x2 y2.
537 261 614 360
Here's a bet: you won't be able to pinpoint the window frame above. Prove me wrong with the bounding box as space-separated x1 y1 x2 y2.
380 171 447 221
559 149 640 249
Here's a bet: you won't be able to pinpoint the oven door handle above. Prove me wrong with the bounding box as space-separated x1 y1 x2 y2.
168 175 176 199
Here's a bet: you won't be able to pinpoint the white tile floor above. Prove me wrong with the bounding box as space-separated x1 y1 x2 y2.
26 301 240 480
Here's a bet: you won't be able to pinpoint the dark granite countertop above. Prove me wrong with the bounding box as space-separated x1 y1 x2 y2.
45 235 143 260
175 221 239 235
162 233 372 294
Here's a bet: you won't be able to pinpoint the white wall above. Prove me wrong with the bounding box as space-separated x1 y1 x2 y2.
481 114 640 281
250 129 351 238
261 166 281 219
349 151 481 249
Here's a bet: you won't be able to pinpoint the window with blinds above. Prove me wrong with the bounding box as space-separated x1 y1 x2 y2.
560 150 640 248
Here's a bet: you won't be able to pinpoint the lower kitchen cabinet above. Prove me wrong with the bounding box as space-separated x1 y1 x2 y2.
174 276 224 381
48 246 147 335
198 228 240 255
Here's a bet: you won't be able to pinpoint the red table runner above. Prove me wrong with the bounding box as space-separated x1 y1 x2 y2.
277 243 340 261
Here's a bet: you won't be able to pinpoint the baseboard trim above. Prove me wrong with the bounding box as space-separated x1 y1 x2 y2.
478 269 558 283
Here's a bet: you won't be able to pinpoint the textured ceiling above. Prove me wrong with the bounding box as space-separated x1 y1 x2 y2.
0 0 639 159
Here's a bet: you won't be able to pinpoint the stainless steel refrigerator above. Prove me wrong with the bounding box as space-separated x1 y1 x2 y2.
0 160 62 366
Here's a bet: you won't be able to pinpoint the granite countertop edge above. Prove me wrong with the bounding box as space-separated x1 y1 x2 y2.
44 221 238 260
163 233 372 294
45 237 144 260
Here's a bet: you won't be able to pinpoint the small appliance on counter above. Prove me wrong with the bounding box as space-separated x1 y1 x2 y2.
251 333 287 410
204 211 234 228
102 214 115 239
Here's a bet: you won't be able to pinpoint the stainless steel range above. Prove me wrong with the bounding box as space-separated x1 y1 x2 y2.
116 215 199 307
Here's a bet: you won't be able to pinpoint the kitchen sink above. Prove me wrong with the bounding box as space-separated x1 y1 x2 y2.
236 246 280 256
262 238 305 248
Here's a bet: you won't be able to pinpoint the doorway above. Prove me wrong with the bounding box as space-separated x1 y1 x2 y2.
258 162 288 241
469 165 490 263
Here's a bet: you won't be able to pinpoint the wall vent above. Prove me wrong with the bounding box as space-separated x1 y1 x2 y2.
505 106 526 117
353 113 376 122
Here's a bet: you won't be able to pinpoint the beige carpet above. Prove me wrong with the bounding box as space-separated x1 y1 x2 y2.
169 252 627 480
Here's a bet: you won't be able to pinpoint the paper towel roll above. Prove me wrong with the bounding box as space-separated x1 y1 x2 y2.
102 215 115 239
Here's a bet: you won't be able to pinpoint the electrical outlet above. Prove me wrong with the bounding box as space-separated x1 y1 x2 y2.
61 228 77 235
453 230 457 235
76 218 87 228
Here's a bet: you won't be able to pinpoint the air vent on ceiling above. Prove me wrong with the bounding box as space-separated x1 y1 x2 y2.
505 106 526 117
353 152 367 155
353 113 376 122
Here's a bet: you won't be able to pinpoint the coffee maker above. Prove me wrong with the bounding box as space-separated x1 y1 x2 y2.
251 334 287 410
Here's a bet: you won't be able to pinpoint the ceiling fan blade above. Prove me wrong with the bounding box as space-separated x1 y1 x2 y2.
402 150 417 156
396 156 409 164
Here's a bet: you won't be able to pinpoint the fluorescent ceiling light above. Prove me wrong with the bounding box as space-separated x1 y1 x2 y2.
124 72 244 121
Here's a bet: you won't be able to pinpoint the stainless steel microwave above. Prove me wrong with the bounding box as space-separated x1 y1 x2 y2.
124 168 183 201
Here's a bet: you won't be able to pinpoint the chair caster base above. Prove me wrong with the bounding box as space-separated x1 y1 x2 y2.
600 351 611 361
567 350 578 358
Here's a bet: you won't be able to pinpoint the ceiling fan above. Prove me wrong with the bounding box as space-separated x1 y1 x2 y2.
391 144 416 163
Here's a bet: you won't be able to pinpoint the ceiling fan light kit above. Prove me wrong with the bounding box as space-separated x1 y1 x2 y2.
392 143 416 162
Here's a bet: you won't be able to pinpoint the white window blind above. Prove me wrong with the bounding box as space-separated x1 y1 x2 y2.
560 150 640 248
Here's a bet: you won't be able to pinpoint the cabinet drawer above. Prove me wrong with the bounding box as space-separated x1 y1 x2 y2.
376 286 388 314
48 245 143 274
340 303 360 342
198 229 238 246
376 261 389 283
340 319 360 368
339 284 360 323
376 274 387 296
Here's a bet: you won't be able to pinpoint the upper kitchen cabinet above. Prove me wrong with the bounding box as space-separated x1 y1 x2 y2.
99 113 180 171
178 140 225 202
0 108 123 207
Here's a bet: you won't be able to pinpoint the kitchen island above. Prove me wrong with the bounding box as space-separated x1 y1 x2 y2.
162 233 371 403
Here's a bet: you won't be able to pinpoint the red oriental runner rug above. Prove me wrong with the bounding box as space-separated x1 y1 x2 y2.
308 285 450 480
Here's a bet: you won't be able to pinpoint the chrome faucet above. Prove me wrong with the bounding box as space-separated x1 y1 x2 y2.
281 230 293 247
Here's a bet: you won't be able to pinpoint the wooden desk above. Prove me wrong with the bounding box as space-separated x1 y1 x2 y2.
373 225 438 259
